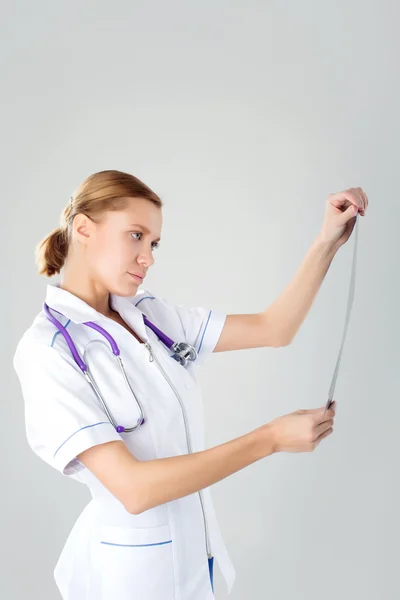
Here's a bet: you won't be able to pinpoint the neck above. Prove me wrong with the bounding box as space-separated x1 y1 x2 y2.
60 263 113 318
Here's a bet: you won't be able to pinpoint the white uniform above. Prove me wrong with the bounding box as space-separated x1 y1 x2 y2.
13 283 236 599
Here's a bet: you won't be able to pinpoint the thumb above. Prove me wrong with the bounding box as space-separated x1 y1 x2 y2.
338 204 358 225
308 404 332 416
303 406 326 416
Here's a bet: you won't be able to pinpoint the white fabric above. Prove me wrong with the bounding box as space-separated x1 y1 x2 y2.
13 283 236 599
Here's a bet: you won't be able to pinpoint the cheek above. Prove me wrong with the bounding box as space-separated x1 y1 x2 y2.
89 235 129 273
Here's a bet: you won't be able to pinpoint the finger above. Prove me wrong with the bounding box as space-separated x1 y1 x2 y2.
361 189 368 211
304 399 337 415
315 412 335 428
314 419 334 439
314 426 333 446
339 203 359 224
354 187 367 210
320 401 337 414
329 190 358 206
353 187 367 214
307 405 335 419
327 400 337 411
315 406 335 422
325 400 336 415
308 403 334 414
330 189 365 215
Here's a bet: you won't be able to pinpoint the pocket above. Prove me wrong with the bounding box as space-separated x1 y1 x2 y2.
168 353 198 390
98 524 175 600
180 361 198 390
156 339 198 390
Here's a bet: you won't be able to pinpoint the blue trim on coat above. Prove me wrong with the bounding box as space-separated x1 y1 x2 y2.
53 421 112 457
135 296 155 306
100 540 172 547
50 318 71 347
197 310 212 355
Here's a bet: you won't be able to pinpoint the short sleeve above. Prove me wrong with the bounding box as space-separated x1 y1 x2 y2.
13 339 123 476
141 290 227 368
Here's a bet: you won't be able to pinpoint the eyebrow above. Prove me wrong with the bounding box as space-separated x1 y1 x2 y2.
129 224 161 242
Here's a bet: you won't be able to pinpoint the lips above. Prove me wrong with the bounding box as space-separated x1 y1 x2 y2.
128 272 144 281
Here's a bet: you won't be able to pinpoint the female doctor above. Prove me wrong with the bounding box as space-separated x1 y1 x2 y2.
13 169 367 599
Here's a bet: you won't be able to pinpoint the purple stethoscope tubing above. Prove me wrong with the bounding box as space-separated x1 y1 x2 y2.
43 302 197 433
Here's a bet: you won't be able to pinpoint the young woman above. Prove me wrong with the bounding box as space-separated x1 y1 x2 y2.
13 169 366 599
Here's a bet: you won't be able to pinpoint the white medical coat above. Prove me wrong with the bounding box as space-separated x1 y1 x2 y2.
13 282 236 599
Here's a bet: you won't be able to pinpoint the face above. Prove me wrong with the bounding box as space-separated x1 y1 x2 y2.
74 197 163 296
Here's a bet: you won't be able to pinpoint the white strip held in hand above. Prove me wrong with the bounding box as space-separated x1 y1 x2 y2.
325 214 359 411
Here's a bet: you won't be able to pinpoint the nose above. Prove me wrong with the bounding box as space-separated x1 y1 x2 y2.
137 246 155 269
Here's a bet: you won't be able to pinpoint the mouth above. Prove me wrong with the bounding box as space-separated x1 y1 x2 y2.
128 272 144 282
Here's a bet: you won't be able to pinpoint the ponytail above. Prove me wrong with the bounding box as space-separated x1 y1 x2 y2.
34 169 163 278
35 227 69 277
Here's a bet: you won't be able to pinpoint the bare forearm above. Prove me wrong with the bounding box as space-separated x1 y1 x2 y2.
264 233 338 345
134 428 273 514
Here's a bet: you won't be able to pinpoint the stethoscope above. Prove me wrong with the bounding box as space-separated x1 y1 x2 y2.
43 302 197 433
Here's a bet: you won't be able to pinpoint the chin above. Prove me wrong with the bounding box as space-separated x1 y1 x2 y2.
125 276 143 294
108 278 139 297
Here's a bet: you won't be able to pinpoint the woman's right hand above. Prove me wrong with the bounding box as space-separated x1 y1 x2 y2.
262 401 337 454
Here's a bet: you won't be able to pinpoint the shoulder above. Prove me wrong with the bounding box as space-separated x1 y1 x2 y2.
13 310 75 372
131 288 179 315
127 287 188 340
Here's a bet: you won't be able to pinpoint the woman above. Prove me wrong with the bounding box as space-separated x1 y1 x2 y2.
13 169 366 599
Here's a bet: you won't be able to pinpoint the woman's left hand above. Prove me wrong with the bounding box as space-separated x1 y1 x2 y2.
319 187 369 250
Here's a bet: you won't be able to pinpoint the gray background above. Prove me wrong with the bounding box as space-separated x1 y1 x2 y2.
2 1 397 598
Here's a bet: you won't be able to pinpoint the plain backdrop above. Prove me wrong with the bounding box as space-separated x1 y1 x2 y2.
2 1 398 598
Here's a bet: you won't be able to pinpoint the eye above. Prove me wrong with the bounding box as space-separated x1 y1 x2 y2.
131 232 160 251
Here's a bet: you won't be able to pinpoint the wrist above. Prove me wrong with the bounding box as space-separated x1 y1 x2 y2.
249 424 278 460
315 232 340 258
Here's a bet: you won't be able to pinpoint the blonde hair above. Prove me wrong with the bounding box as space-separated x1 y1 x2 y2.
35 169 163 277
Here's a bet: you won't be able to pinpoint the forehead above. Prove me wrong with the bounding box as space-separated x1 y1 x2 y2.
106 198 163 230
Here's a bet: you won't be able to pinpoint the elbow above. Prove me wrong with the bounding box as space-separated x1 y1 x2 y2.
276 337 292 347
126 501 145 515
278 331 294 347
126 496 147 515
123 463 151 515
127 504 143 516
126 489 151 515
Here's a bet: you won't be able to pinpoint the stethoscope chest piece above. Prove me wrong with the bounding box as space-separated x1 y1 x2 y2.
171 342 198 367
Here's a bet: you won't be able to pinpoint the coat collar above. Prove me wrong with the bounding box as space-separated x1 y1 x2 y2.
44 282 149 342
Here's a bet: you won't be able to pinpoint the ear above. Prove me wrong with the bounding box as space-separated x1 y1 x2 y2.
73 213 94 245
